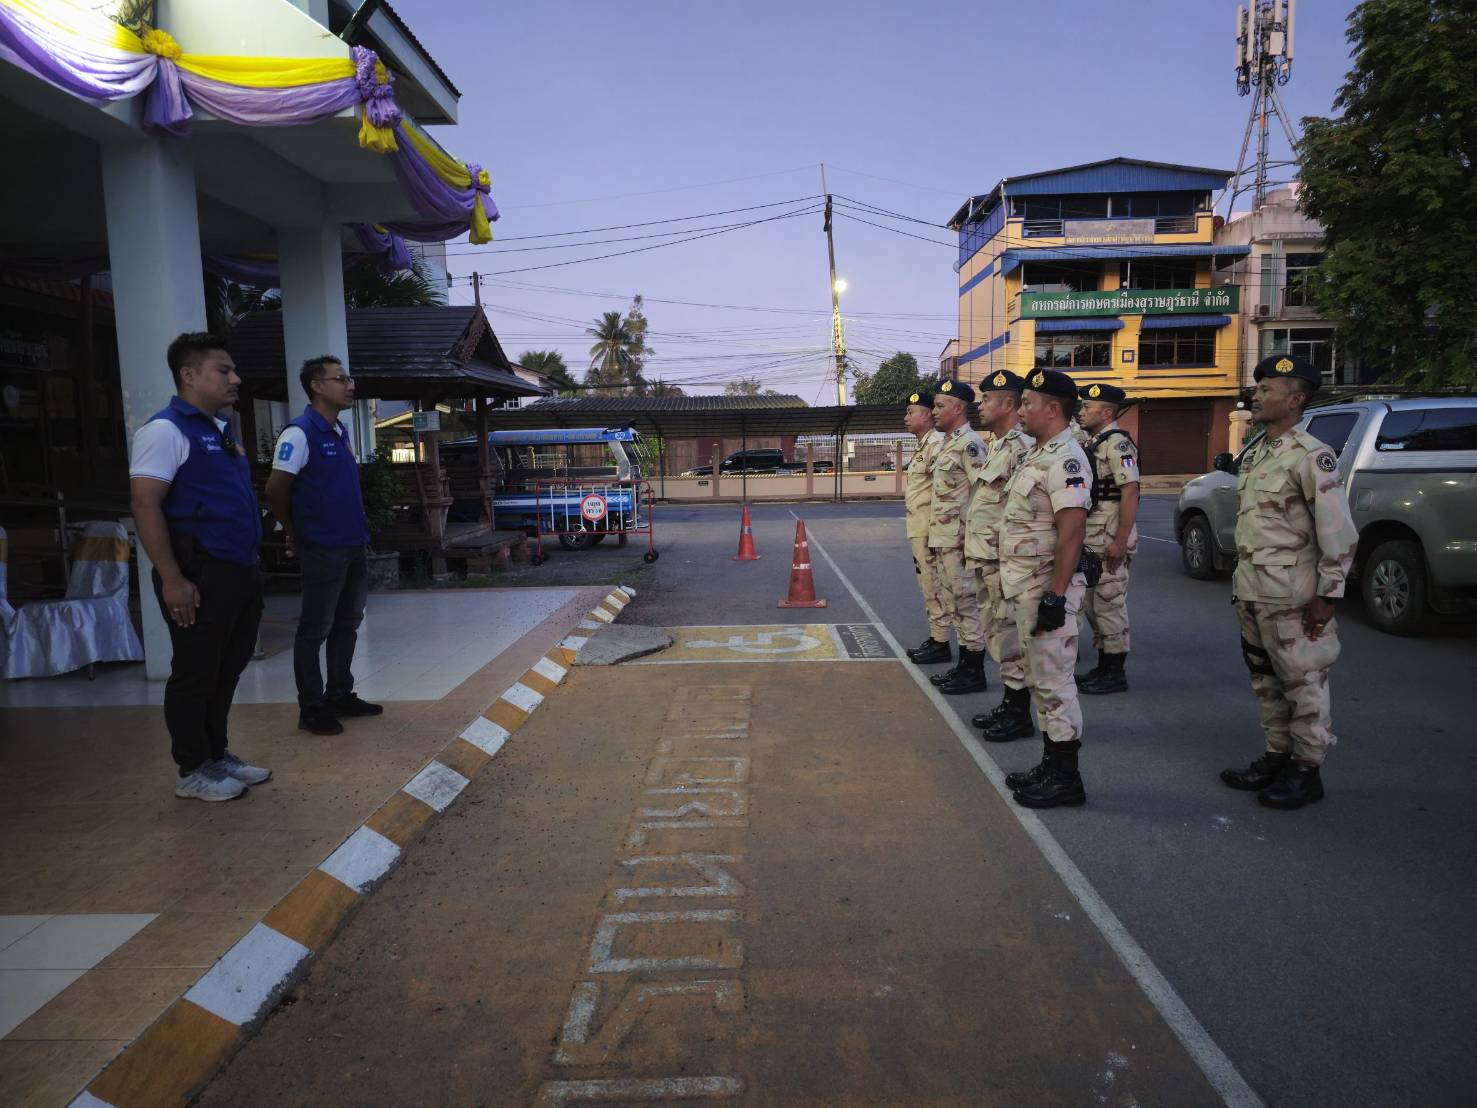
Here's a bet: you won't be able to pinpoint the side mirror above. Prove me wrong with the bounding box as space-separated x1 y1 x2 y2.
1213 452 1238 475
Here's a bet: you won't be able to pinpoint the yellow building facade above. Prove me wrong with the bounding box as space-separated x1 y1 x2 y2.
949 159 1249 472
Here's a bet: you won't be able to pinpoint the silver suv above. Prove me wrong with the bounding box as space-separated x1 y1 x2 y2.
1175 396 1477 635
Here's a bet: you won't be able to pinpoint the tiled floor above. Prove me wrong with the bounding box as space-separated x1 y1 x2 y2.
0 588 581 708
0 585 603 1107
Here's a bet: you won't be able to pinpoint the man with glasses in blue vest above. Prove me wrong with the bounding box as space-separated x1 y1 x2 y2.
266 356 382 736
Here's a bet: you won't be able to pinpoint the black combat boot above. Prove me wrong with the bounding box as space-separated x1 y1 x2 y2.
930 655 964 686
976 686 1034 742
1219 750 1291 791
1005 736 1053 790
907 637 952 665
1257 762 1325 810
1078 652 1128 695
938 648 988 695
1012 739 1086 809
1075 651 1104 687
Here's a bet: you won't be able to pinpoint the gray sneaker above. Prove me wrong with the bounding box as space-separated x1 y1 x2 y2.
213 752 272 786
175 762 246 802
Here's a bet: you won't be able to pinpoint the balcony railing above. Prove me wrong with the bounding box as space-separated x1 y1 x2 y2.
1022 218 1064 238
1154 215 1198 234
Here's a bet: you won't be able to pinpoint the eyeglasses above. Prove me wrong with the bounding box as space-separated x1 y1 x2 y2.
325 374 354 385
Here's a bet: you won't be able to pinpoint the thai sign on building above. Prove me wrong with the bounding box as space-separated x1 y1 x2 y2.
1019 286 1240 318
1062 219 1156 245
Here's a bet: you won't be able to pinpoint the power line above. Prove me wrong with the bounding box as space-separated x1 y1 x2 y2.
503 165 818 210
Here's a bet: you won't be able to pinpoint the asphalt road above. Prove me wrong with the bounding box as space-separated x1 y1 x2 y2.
615 497 1477 1107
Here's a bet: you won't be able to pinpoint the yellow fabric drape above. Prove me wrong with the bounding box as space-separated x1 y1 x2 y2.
397 122 493 243
175 54 355 88
0 0 139 51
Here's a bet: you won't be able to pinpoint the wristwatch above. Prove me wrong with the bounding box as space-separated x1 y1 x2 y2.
1042 591 1064 606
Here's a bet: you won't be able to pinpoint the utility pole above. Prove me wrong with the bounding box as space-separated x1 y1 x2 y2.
821 164 848 406
471 270 482 309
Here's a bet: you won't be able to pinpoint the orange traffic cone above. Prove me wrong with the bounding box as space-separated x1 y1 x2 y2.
733 504 760 561
777 519 827 608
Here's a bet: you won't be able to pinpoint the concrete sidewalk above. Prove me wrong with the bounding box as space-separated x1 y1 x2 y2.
0 586 606 1107
197 650 1224 1106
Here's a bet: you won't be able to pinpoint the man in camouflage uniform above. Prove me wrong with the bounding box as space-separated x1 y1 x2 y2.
903 390 951 665
1221 354 1358 810
1074 382 1140 695
962 371 1037 741
926 380 989 695
999 369 1092 809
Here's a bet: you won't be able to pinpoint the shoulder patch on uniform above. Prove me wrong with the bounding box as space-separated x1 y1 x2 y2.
1117 439 1133 454
277 441 294 462
967 443 980 457
1316 452 1337 472
1062 458 1082 475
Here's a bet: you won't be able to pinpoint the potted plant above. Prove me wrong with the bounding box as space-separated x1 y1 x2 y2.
360 451 402 590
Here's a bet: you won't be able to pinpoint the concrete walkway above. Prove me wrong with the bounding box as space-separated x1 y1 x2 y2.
198 651 1222 1106
0 586 603 1108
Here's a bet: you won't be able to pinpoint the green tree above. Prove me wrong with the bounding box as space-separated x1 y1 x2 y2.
342 261 446 309
585 295 654 394
724 376 778 397
647 378 685 397
518 350 579 397
851 352 936 405
1297 0 1477 385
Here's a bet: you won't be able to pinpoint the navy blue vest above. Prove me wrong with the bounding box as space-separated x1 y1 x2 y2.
152 396 262 565
286 407 370 548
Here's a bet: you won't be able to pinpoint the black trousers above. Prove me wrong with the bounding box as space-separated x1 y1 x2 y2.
293 545 369 710
152 553 264 774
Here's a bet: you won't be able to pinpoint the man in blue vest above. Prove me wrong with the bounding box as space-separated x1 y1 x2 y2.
265 356 381 736
129 333 272 802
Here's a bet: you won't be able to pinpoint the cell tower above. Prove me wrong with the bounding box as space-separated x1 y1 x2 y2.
1225 0 1301 214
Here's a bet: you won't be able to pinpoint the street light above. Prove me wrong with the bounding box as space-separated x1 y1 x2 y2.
833 278 848 294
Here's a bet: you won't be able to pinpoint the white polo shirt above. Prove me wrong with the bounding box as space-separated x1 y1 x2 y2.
130 414 230 484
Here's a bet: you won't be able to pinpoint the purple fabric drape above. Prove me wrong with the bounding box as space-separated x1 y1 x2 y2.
0 6 155 103
351 223 415 274
171 70 360 131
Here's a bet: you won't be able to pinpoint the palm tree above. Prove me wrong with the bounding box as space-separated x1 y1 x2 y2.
586 296 654 395
342 260 446 308
518 350 579 397
647 378 684 398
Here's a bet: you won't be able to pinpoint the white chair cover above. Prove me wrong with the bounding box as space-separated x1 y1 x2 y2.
2 521 145 680
0 528 17 673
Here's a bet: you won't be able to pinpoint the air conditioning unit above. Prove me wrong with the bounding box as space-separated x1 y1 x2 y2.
1256 303 1271 317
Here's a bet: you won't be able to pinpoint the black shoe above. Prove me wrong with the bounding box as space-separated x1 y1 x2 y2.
1258 763 1325 809
977 686 1034 742
1013 740 1086 809
326 694 384 718
298 709 344 735
930 659 963 686
1074 656 1103 687
1006 737 1053 790
907 638 952 665
1220 750 1291 791
1078 652 1128 695
938 648 988 696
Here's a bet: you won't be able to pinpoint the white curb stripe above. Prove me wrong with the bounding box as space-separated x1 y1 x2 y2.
560 635 589 652
461 716 511 755
502 681 544 713
591 608 614 623
68 1092 114 1107
532 656 568 684
317 826 401 893
797 514 1266 1108
618 585 636 597
578 619 601 630
403 761 470 813
606 593 628 608
183 923 310 1027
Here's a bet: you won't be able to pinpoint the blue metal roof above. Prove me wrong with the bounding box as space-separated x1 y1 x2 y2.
1004 160 1231 197
1140 314 1233 330
999 244 1249 275
485 427 637 445
1034 318 1126 333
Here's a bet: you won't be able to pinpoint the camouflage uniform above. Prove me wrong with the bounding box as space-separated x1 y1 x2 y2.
928 424 988 651
1233 429 1358 765
1082 424 1140 653
1000 428 1092 742
905 429 948 642
966 424 1034 689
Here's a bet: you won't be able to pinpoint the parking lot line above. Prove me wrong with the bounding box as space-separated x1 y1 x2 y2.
797 513 1266 1108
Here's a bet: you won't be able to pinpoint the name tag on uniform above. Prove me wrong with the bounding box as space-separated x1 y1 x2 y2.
200 434 223 454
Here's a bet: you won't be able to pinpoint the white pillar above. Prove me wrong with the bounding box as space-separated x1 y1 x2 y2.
277 224 351 439
101 138 207 680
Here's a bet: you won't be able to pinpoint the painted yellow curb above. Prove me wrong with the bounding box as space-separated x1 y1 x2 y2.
70 587 636 1108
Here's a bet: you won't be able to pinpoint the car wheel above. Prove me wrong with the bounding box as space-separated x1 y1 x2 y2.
1362 539 1429 636
1180 515 1219 580
558 532 605 552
